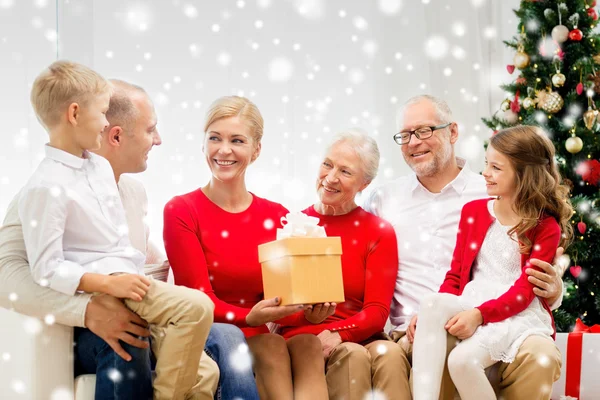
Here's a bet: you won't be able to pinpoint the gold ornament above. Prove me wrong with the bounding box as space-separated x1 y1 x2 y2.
538 90 564 113
583 107 599 130
566 136 583 153
552 73 566 87
594 54 600 64
523 97 535 109
501 99 511 112
514 50 530 69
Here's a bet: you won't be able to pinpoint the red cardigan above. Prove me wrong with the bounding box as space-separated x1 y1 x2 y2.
279 206 399 343
438 198 560 338
163 189 288 337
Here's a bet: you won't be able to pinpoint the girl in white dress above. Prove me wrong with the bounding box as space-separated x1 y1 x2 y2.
412 125 573 400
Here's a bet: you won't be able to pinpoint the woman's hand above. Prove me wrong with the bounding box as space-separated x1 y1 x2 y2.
317 330 342 358
445 308 483 340
304 302 337 324
245 297 304 327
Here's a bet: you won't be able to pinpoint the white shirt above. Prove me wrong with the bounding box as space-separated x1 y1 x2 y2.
0 172 157 327
365 158 489 331
18 146 145 296
365 157 563 332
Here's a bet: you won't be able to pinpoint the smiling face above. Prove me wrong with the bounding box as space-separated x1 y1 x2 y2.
316 141 369 210
482 144 517 199
74 90 111 152
203 116 260 183
119 93 162 173
399 99 456 178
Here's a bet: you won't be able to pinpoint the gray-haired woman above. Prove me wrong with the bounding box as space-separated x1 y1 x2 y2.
278 129 400 399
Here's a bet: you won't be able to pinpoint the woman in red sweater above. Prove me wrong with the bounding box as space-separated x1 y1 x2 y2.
277 129 399 399
411 126 574 400
163 96 328 400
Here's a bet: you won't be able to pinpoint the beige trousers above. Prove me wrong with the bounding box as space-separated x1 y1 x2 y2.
125 278 216 400
325 331 561 400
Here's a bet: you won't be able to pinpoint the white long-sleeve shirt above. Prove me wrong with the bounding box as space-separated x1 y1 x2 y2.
17 146 146 295
0 166 160 327
364 158 563 332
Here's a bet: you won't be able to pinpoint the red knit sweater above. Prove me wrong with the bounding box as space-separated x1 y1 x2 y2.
163 189 288 337
438 198 560 338
279 206 399 343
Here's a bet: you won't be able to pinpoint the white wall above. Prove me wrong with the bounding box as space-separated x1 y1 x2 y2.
0 0 520 250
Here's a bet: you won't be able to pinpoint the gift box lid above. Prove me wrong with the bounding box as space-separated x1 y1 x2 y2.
258 237 342 263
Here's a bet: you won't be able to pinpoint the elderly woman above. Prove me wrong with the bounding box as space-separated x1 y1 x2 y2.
163 96 328 400
278 129 399 399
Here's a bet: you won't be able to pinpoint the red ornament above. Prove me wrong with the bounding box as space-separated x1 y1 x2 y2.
578 221 587 234
570 265 582 278
577 82 584 95
591 0 597 7
510 90 521 113
588 8 599 20
569 29 583 41
507 64 515 74
576 159 600 185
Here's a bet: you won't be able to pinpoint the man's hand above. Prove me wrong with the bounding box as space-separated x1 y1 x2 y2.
245 297 304 327
106 274 151 302
445 308 482 340
527 247 565 304
304 302 337 324
317 329 342 358
406 315 418 343
84 294 150 361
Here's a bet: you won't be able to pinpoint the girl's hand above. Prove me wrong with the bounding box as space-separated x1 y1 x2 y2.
406 314 418 343
304 302 337 324
445 309 483 340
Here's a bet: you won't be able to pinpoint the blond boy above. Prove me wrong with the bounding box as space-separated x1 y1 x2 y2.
19 60 214 400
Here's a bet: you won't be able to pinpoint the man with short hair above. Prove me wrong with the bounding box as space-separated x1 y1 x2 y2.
0 79 259 400
363 95 564 399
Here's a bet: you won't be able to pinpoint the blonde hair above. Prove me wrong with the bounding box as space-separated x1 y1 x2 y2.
203 96 264 143
30 60 111 129
490 125 574 253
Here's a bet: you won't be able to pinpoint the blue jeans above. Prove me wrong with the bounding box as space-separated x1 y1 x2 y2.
75 323 259 400
205 323 260 400
74 327 153 400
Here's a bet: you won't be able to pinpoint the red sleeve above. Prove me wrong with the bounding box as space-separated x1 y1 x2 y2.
324 225 399 343
163 196 251 327
476 217 560 324
439 205 468 295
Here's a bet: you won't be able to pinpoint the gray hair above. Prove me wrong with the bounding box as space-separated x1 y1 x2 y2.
106 79 148 132
326 128 380 183
396 94 453 130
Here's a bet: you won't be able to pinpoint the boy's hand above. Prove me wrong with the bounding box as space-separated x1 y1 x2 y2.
106 274 151 301
445 308 483 340
304 302 337 324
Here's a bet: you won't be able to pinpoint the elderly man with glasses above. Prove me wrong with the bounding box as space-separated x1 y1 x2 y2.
361 95 565 400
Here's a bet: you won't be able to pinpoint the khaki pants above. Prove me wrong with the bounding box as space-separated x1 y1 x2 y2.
125 278 216 400
325 331 561 400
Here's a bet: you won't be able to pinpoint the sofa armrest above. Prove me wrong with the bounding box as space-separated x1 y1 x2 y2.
0 308 75 399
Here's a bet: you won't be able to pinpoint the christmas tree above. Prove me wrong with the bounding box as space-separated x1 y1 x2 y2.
483 0 600 332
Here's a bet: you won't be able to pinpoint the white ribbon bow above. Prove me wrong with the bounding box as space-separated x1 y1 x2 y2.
277 212 327 239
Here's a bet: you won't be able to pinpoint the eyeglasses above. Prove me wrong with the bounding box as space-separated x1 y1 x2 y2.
393 122 452 145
